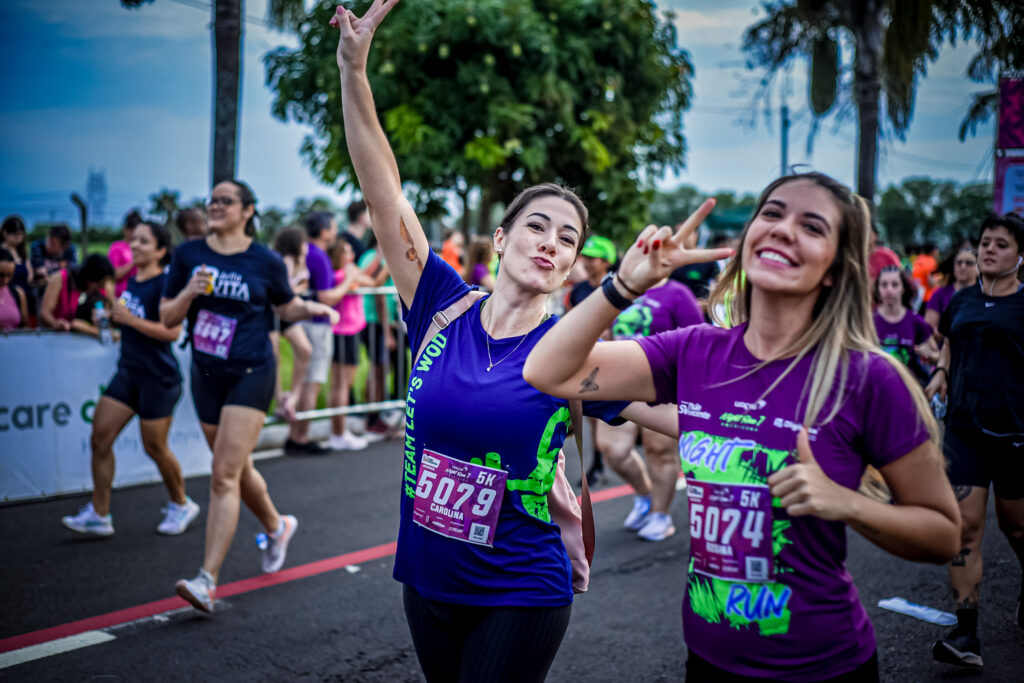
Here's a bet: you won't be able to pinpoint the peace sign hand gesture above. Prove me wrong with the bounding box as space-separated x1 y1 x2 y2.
615 199 734 295
330 0 400 72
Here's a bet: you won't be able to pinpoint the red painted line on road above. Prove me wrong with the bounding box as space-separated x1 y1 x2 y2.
0 541 397 654
3 481 648 655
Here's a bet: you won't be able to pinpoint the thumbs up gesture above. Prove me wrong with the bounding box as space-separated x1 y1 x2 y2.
767 428 855 521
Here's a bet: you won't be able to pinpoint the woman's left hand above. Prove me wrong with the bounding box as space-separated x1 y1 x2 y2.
109 299 134 326
616 199 734 294
768 428 854 521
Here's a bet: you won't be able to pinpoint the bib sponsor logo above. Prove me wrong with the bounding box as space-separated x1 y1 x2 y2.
679 401 710 419
733 399 766 411
719 412 766 431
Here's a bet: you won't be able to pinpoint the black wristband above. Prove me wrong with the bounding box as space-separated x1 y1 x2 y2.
601 273 633 310
930 366 948 380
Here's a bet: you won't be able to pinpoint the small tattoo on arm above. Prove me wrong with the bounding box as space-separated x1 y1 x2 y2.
399 217 424 272
951 547 971 567
579 367 600 394
954 485 972 502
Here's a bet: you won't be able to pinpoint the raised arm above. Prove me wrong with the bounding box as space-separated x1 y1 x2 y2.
332 1 429 308
524 199 732 402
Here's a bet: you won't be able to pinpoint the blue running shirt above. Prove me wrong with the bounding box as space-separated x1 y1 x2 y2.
163 239 293 372
118 273 180 382
393 250 626 606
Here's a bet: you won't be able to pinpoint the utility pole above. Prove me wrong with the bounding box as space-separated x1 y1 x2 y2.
71 193 88 260
780 103 790 175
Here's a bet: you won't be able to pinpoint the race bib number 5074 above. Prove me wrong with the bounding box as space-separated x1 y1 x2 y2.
687 480 773 582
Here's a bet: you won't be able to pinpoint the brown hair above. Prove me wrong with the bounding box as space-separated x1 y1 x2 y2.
499 183 589 254
462 237 494 283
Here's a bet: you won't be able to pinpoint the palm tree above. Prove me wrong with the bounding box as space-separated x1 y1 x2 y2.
121 0 305 184
957 2 1024 140
742 0 962 202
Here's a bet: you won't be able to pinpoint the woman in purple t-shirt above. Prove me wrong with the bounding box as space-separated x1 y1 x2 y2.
924 245 977 339
872 265 937 383
526 172 960 681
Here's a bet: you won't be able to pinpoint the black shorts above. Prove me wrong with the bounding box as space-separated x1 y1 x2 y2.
104 368 181 420
190 361 276 425
332 332 361 365
944 426 1024 499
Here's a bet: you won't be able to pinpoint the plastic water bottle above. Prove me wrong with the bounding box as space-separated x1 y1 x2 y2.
930 393 947 420
95 301 113 346
878 597 956 626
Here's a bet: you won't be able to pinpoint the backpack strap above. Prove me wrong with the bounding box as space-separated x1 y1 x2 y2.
413 290 486 364
568 398 595 565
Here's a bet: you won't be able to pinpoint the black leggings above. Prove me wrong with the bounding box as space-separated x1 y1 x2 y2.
402 584 572 683
686 649 879 683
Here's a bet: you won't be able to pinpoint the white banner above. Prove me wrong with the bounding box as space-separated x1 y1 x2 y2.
0 332 212 502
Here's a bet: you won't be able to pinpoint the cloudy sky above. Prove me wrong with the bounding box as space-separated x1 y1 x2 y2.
0 0 994 227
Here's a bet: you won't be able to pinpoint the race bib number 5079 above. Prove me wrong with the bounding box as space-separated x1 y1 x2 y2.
412 448 507 547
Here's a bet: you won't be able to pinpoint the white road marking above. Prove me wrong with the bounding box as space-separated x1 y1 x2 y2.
344 565 361 574
0 631 116 670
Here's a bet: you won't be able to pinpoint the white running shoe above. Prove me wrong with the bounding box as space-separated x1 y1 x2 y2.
637 512 676 542
328 430 368 451
346 414 367 435
157 497 201 535
258 514 298 573
175 568 216 613
623 496 652 530
62 502 114 536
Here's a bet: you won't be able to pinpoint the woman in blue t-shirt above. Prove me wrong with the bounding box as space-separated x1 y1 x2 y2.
60 222 199 537
332 6 651 680
526 172 961 681
161 179 338 614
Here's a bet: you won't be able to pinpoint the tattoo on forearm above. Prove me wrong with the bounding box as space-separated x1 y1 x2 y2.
579 367 600 394
954 485 972 502
399 217 423 272
951 547 971 567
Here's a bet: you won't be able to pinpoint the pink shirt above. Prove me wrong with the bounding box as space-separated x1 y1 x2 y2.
0 286 21 330
108 240 136 296
331 269 366 336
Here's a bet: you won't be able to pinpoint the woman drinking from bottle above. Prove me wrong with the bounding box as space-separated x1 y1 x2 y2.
161 180 338 613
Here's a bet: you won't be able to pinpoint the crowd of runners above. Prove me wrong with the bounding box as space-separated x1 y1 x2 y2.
5 1 1017 680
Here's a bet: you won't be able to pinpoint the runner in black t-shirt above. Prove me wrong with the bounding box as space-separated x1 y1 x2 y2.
61 222 199 537
162 180 338 614
927 213 1024 668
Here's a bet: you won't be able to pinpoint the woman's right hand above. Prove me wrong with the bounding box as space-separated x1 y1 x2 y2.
615 199 733 294
925 371 947 401
184 268 214 300
331 0 399 73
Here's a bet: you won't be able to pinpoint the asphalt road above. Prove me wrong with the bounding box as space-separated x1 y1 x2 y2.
2 434 1021 682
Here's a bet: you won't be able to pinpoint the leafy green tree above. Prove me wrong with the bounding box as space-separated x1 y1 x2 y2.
148 188 180 226
742 1 966 202
121 0 305 183
265 0 693 243
876 176 993 248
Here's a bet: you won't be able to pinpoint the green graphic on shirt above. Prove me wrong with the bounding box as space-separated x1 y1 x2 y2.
612 301 653 339
506 406 570 523
880 337 912 366
679 430 796 635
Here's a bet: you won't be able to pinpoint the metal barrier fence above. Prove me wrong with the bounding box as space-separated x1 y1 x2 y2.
264 285 408 426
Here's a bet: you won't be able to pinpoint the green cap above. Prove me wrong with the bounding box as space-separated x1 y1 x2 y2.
580 235 617 264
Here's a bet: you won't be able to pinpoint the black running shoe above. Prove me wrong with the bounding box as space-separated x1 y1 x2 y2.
284 438 331 456
931 630 983 668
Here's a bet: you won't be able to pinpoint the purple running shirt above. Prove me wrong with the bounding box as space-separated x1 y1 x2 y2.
637 323 929 681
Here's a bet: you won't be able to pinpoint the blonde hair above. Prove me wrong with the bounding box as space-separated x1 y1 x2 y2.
707 172 939 467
